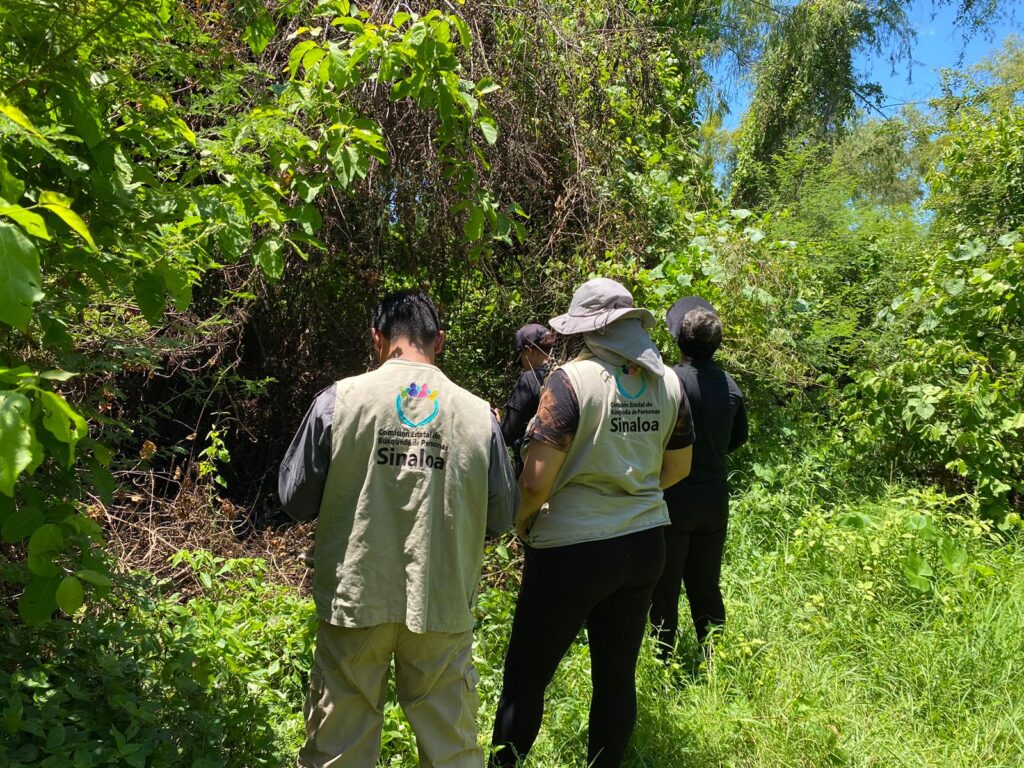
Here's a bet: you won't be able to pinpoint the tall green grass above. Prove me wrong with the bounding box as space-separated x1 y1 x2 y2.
470 466 1024 768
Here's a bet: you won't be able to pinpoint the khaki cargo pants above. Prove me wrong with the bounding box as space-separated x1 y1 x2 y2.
297 621 483 768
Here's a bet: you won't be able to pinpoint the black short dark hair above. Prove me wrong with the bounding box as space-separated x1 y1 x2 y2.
372 290 441 345
678 308 723 360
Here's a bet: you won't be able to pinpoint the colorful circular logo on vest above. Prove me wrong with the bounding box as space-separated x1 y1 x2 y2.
396 382 440 427
614 364 647 400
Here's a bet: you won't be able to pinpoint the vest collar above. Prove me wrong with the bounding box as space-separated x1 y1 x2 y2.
380 358 442 374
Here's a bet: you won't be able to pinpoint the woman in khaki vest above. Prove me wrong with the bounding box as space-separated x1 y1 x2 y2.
490 278 695 768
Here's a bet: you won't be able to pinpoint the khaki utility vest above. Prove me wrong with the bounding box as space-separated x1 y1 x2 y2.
525 352 680 548
314 358 492 633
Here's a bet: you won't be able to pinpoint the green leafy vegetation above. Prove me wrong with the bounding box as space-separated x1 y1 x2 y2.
2 553 314 766
1 0 1022 766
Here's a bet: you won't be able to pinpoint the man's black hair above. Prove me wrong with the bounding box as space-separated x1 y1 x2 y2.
372 290 441 346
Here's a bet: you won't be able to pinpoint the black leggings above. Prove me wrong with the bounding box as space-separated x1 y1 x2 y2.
490 527 666 768
649 498 728 653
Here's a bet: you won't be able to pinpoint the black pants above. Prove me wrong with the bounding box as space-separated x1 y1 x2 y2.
649 497 728 653
490 527 666 768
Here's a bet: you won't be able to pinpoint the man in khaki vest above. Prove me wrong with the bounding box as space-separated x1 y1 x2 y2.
279 290 517 768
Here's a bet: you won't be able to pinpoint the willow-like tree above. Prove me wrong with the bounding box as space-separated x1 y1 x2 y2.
728 0 1013 209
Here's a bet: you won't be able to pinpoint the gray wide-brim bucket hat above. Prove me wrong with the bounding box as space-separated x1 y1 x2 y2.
549 277 656 335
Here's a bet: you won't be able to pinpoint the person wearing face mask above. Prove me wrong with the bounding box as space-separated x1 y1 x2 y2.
500 324 556 476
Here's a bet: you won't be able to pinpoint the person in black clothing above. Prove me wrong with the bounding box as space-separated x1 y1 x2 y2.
500 323 555 476
650 296 748 656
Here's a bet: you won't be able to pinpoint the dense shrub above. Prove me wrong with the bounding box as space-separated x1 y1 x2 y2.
1 553 315 767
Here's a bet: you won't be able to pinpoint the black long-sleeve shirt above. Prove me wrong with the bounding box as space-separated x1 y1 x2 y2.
663 359 747 513
501 366 547 451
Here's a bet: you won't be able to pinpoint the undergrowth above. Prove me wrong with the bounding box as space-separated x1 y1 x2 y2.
4 446 1022 768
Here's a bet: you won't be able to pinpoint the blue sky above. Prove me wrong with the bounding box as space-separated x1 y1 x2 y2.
858 0 1018 114
719 0 1019 128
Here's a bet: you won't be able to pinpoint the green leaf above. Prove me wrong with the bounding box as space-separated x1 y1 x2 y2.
461 90 479 116
3 692 22 735
0 104 42 136
0 366 31 383
301 50 327 83
46 721 66 750
0 155 25 202
77 568 113 588
335 16 364 34
217 207 249 262
350 126 386 156
464 206 484 241
477 77 500 95
18 576 58 626
0 204 48 240
289 41 318 78
38 191 96 249
390 78 414 100
64 74 104 148
289 231 327 253
64 511 103 538
56 576 84 615
512 219 527 243
478 117 498 145
242 12 275 55
27 523 63 577
493 213 512 244
91 441 113 467
451 15 471 48
1 506 42 543
294 178 325 204
972 562 995 578
169 117 196 147
290 204 322 236
159 263 193 312
133 271 167 325
39 391 87 462
902 551 933 592
0 391 42 496
905 514 940 540
38 369 76 382
0 223 44 330
253 237 285 280
0 493 12 526
949 240 986 262
1000 412 1024 431
940 537 968 573
837 511 873 529
333 143 369 186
